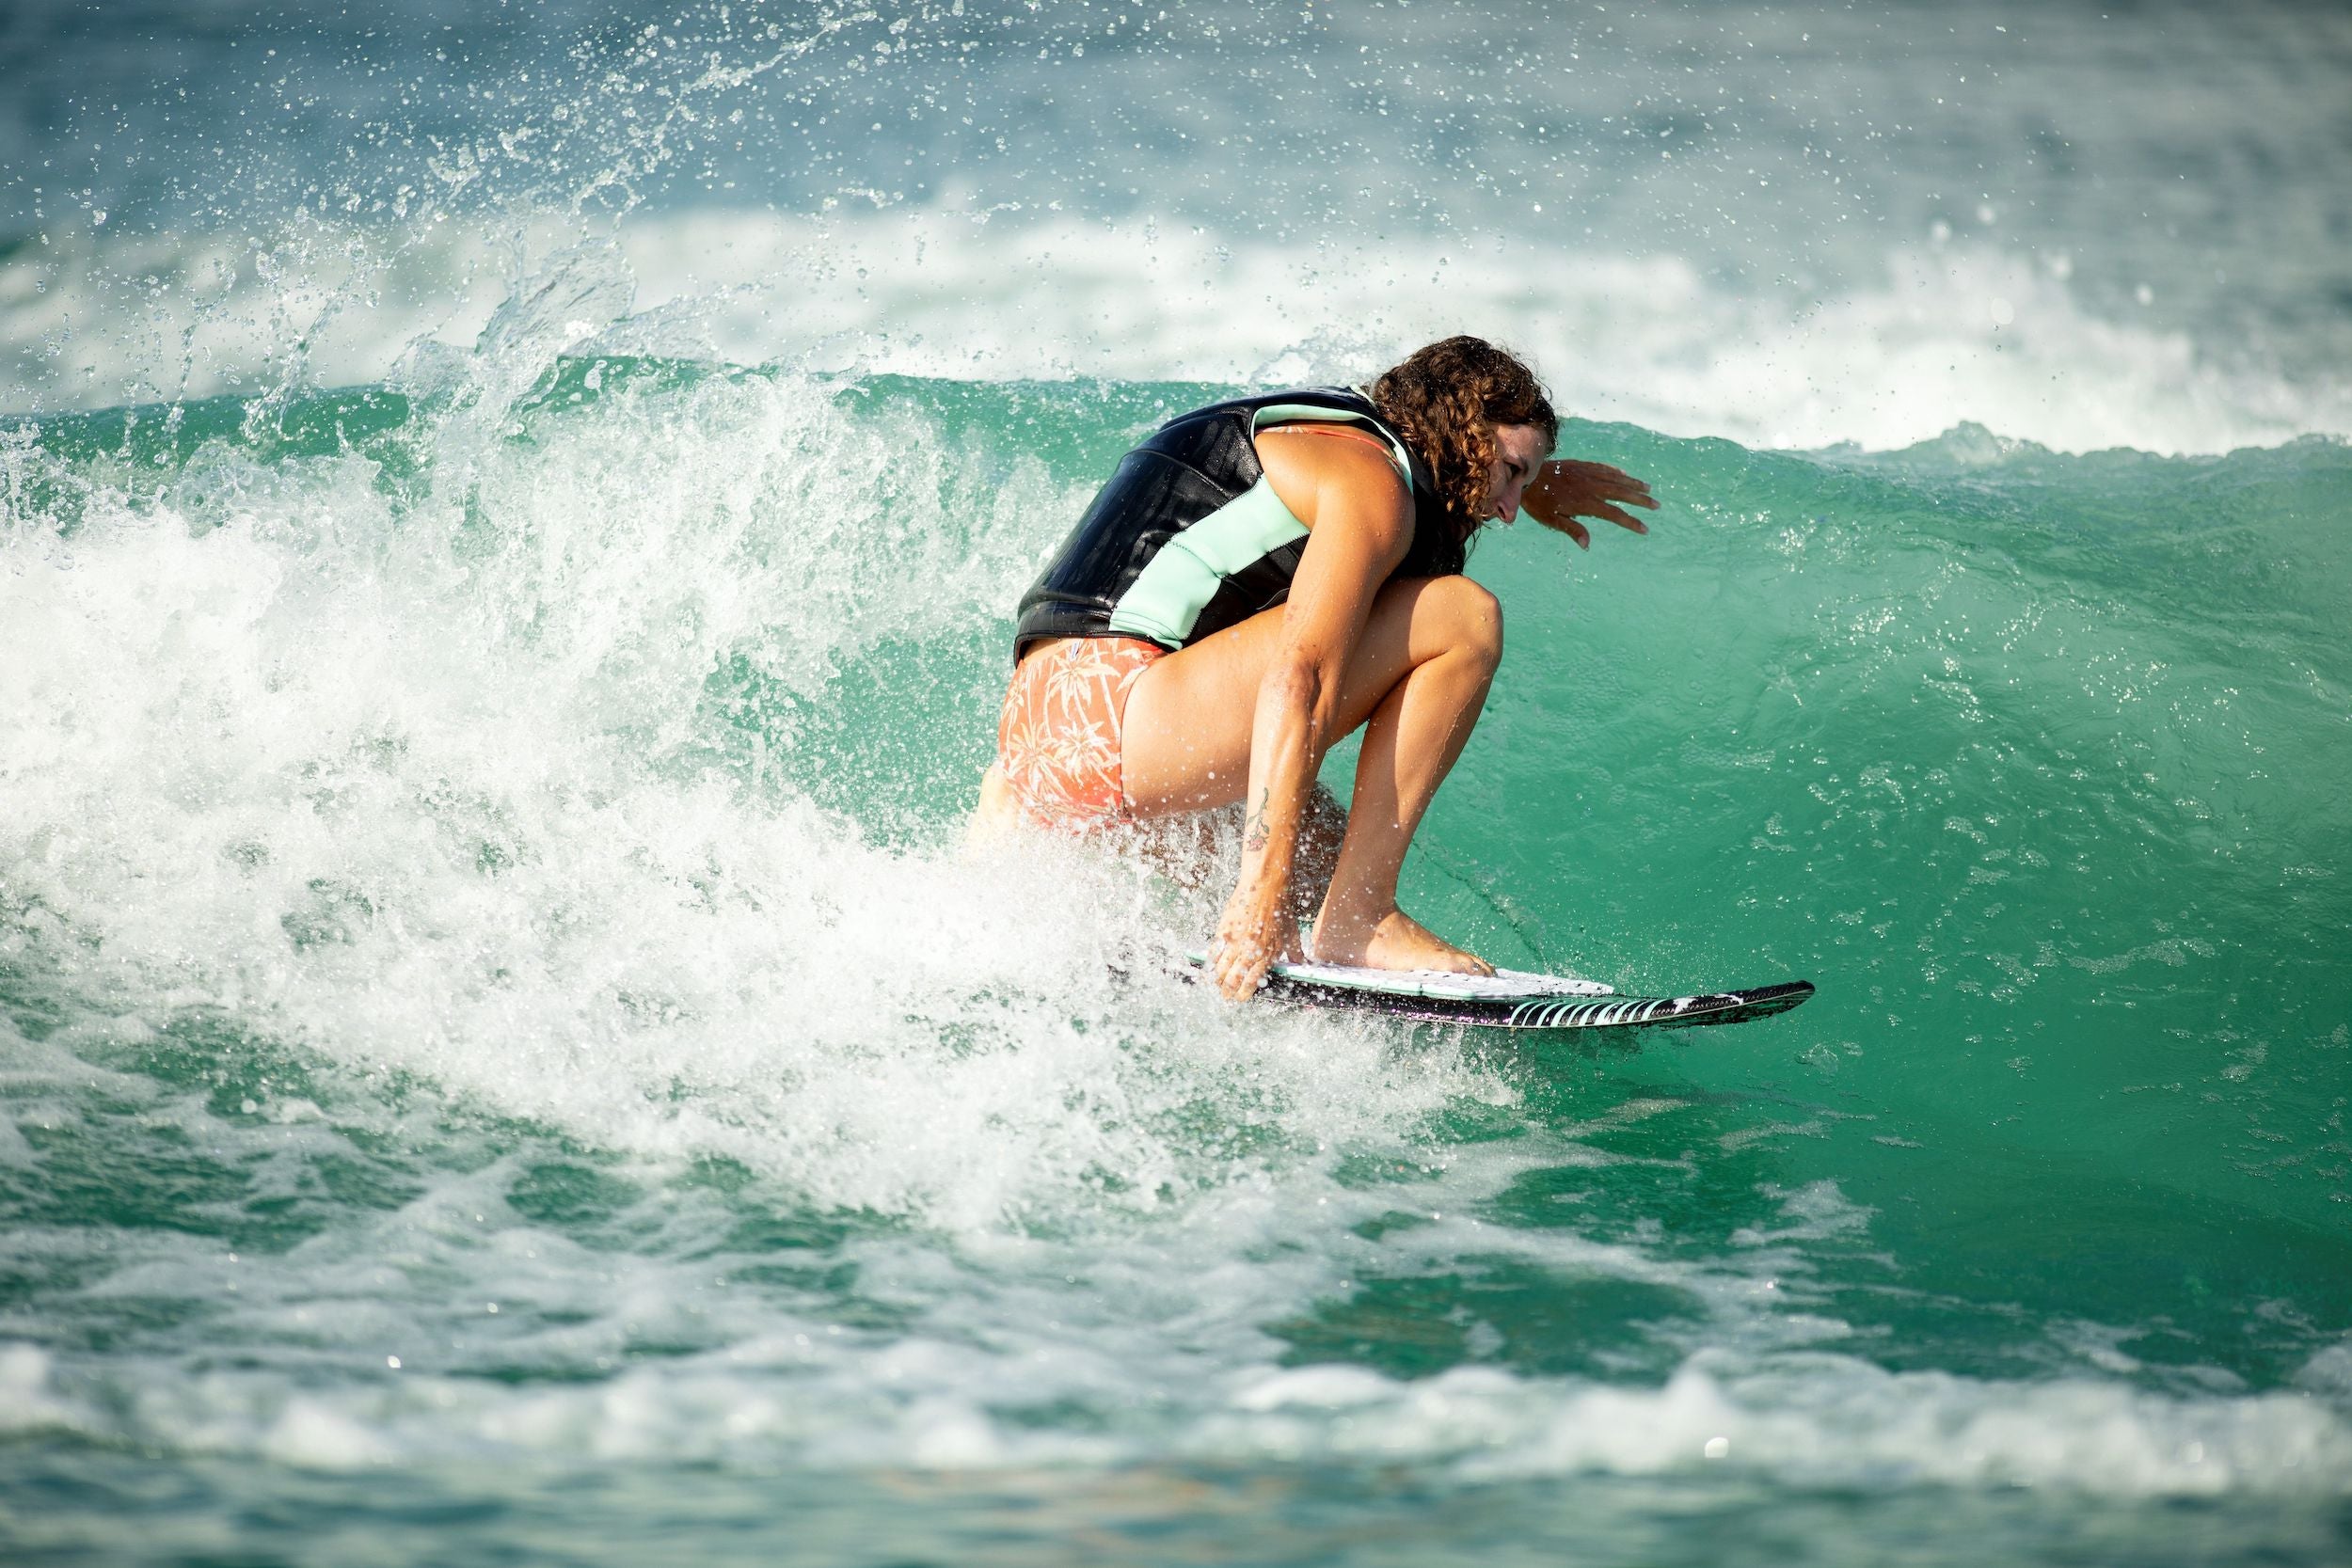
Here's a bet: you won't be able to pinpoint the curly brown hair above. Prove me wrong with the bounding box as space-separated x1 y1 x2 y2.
1367 336 1559 546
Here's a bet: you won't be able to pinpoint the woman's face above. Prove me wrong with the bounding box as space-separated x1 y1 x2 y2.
1485 423 1551 522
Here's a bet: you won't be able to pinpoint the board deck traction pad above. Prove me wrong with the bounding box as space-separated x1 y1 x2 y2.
1183 955 1815 1031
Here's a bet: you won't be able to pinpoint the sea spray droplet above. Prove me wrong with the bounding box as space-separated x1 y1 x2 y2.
1704 1436 1730 1459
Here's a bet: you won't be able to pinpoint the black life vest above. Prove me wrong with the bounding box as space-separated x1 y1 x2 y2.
1011 387 1464 662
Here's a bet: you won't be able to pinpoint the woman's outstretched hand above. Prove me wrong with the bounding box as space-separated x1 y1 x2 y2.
1519 460 1659 549
1210 874 1300 1000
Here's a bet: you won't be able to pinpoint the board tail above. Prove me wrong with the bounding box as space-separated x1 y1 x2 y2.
1498 981 1815 1031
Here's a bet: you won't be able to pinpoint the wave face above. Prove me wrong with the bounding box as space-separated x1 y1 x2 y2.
4 1 2350 1562
6 340 2350 1562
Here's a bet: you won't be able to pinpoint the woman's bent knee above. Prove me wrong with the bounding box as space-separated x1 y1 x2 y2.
1428 576 1503 671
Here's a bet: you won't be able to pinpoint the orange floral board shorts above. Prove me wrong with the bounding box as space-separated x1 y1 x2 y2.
995 636 1168 832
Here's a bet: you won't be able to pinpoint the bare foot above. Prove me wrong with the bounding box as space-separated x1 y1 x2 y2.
1309 908 1494 975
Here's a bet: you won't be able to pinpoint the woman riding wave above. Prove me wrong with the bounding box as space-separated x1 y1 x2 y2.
973 336 1656 999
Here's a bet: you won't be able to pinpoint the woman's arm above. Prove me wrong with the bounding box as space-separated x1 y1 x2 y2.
1207 432 1414 999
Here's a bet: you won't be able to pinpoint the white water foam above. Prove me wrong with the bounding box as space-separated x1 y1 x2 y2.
3 1146 2347 1497
6 209 2345 455
0 276 1502 1231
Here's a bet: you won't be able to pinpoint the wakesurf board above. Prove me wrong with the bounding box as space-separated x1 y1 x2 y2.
1184 955 1813 1031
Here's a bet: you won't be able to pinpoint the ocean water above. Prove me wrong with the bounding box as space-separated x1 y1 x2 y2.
4 3 2349 1563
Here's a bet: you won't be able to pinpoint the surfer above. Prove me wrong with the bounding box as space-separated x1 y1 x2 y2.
974 337 1655 999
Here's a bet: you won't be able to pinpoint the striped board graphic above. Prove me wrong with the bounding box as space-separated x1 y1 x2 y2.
1184 955 1814 1032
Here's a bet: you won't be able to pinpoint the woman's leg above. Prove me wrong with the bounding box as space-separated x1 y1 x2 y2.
967 759 1022 844
1119 575 1502 970
1115 783 1350 917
